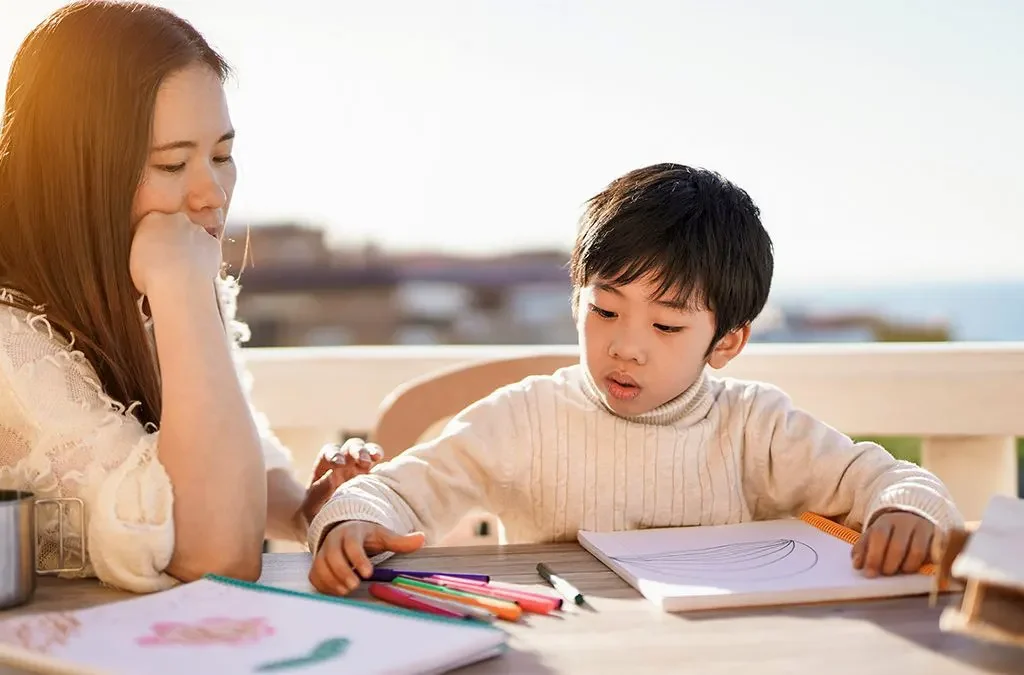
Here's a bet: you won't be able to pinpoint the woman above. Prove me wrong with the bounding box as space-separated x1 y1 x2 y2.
0 1 378 593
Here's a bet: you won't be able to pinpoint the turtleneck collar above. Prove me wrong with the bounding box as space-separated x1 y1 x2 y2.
579 365 713 426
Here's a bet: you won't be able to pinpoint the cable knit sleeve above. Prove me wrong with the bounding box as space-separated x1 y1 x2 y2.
307 383 525 556
736 380 963 532
0 303 176 593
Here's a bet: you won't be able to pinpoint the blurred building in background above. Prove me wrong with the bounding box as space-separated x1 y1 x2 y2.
222 224 576 347
223 223 950 348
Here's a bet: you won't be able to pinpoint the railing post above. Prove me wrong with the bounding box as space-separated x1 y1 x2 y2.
920 435 1018 521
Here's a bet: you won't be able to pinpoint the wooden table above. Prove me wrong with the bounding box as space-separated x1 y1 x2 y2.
3 543 1023 674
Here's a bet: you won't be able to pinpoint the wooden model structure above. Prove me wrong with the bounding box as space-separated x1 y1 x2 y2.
932 495 1024 648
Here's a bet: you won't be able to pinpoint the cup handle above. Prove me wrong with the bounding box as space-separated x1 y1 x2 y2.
34 497 87 575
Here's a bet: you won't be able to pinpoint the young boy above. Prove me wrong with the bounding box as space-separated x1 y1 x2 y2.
307 163 963 596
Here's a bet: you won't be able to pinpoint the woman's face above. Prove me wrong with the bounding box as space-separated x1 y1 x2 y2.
132 64 236 239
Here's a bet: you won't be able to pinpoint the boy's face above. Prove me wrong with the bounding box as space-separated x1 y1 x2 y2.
576 275 750 416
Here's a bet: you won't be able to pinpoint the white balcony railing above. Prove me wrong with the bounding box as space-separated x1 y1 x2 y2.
245 342 1024 522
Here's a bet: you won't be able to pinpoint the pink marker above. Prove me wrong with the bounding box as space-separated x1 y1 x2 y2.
430 574 487 586
425 576 562 613
369 583 469 619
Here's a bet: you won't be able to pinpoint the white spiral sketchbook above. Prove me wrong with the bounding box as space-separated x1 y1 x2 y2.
0 575 507 675
578 513 942 612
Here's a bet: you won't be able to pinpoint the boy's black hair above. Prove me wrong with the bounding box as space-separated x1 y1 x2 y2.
569 163 773 349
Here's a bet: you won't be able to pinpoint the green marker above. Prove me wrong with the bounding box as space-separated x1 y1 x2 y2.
392 576 500 603
392 575 522 621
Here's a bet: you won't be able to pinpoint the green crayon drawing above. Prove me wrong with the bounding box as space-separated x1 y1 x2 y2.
253 637 350 672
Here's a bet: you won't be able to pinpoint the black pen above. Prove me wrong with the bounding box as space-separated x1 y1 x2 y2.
536 562 584 605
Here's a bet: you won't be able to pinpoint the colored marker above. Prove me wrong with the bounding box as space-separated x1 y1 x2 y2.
430 576 563 604
537 563 585 605
392 576 523 622
425 576 562 614
369 583 469 619
397 587 497 622
368 568 490 583
430 574 489 586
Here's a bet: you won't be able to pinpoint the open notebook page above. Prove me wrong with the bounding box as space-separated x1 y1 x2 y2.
0 576 506 675
579 518 935 612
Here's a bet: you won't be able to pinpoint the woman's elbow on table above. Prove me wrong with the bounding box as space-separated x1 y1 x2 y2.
165 548 264 584
88 450 263 589
90 536 263 591
87 520 178 594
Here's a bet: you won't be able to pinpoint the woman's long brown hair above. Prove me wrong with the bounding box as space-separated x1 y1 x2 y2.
0 1 230 428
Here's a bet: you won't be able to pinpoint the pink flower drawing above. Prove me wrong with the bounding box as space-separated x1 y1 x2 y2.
136 617 275 647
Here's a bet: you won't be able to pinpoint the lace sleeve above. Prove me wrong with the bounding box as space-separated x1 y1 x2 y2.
0 302 176 593
216 276 294 473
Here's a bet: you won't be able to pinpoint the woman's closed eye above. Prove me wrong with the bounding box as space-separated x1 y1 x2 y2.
155 162 186 174
156 155 233 174
589 304 616 319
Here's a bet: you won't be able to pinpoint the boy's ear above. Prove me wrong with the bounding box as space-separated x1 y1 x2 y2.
707 324 751 369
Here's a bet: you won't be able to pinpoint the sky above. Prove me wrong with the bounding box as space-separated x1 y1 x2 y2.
1 0 1022 288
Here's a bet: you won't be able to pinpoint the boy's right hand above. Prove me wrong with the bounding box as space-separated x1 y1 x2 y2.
309 521 425 595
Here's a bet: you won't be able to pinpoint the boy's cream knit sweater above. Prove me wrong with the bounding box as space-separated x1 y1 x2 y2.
310 365 962 552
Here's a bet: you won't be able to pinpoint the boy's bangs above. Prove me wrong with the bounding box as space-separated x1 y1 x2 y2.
595 251 709 313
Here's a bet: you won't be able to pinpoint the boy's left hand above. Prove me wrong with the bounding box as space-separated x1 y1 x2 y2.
852 511 934 577
299 438 384 526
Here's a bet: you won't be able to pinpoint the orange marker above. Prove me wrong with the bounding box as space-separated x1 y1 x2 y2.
426 576 561 614
392 576 523 622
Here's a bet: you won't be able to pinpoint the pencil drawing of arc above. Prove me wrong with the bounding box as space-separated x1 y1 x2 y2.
610 539 819 582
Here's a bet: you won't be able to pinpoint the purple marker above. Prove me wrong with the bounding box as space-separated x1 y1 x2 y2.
368 568 490 583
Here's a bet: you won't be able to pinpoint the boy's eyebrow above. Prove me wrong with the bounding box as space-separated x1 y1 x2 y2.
593 282 622 296
151 129 235 153
654 297 694 312
595 281 695 312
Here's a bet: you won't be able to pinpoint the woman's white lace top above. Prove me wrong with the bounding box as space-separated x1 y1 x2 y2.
0 277 291 592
